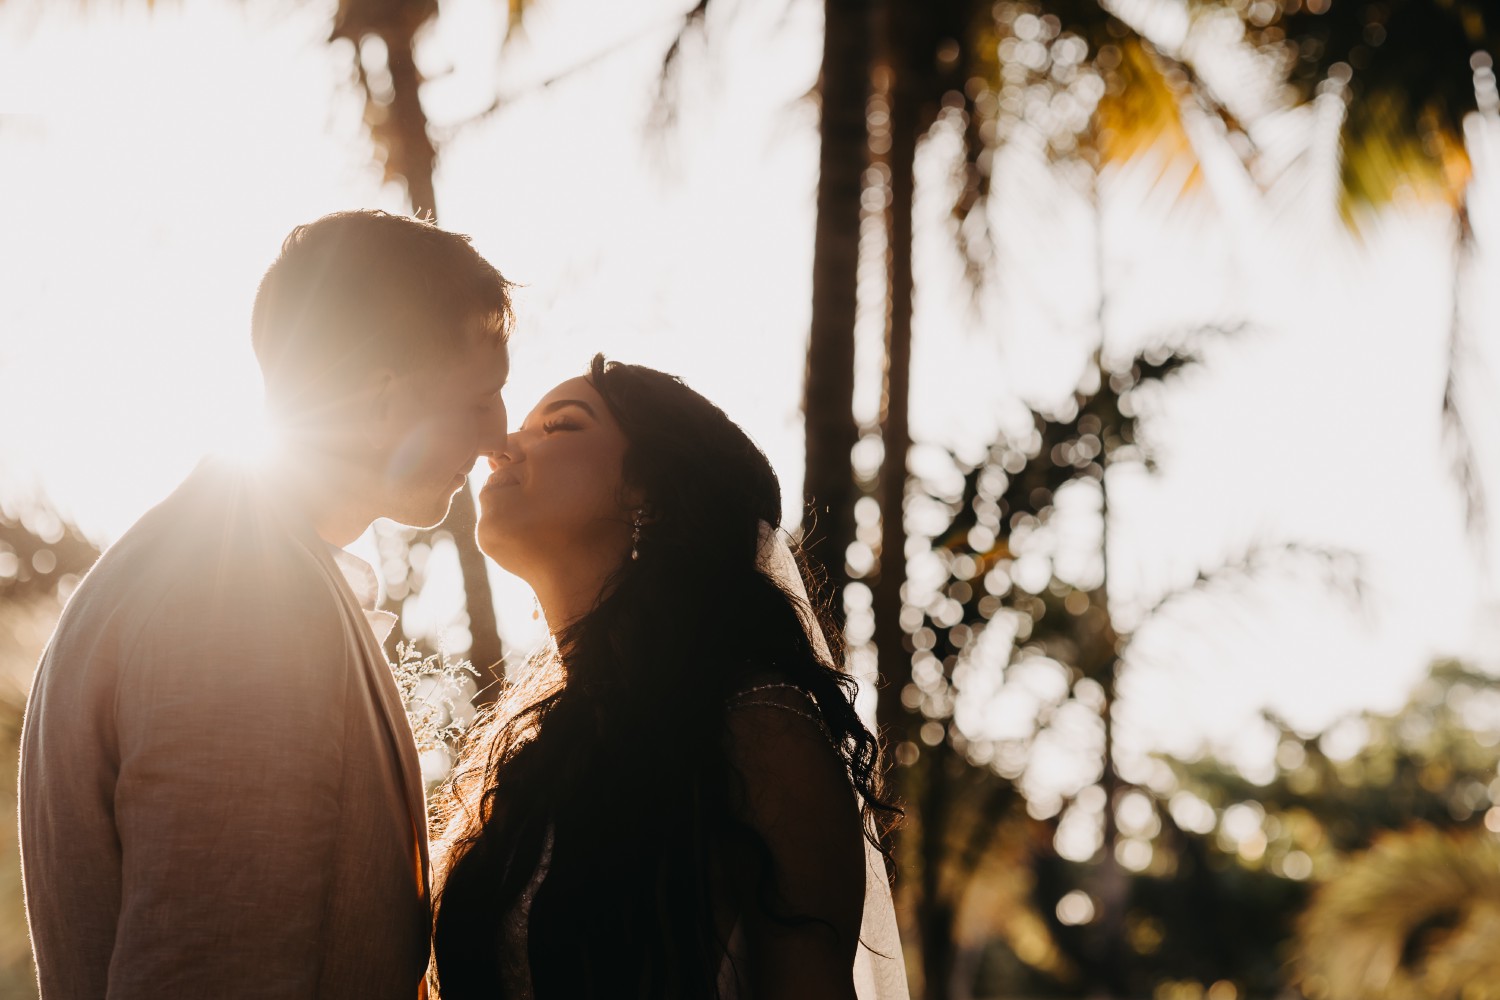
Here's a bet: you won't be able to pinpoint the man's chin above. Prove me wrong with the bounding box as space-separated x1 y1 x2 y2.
391 493 462 531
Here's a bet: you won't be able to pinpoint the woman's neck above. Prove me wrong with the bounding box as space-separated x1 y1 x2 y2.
528 547 628 633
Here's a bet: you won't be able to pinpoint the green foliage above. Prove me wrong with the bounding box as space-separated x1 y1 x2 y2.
0 507 99 606
1294 825 1500 1000
0 670 37 1000
926 648 1500 998
949 0 1499 239
1154 661 1500 999
1176 660 1500 857
0 504 99 1000
1026 830 1307 996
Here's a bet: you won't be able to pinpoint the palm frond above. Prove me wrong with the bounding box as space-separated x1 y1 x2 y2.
649 0 710 134
1442 202 1486 538
1140 541 1365 625
1293 825 1500 1000
1093 38 1203 193
1232 0 1495 220
1338 90 1472 226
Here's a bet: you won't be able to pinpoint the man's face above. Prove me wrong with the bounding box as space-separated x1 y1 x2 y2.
374 327 510 529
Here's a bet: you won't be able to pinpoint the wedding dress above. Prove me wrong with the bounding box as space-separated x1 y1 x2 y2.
499 715 909 998
491 526 911 1000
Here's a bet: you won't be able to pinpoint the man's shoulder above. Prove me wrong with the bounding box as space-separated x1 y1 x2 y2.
63 461 337 640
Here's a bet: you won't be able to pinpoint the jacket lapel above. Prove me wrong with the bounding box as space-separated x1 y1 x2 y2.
303 538 431 881
222 462 433 890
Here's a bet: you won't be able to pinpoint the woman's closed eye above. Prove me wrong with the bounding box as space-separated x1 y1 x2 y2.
542 418 581 434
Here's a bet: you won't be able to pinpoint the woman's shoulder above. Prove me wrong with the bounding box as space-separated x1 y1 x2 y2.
726 676 823 728
723 675 851 815
721 675 866 969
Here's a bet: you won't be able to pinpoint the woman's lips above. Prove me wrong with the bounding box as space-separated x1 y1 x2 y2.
482 472 520 491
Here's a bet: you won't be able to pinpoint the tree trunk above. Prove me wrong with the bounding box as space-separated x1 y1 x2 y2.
871 0 917 753
871 0 934 990
378 23 505 694
1086 192 1127 997
917 739 957 1000
1088 654 1129 996
381 28 438 217
801 0 872 621
437 489 504 698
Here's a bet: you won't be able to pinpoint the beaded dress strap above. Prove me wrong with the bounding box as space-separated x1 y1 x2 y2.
727 682 822 727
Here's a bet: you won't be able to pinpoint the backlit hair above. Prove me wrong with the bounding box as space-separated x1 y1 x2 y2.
251 210 514 413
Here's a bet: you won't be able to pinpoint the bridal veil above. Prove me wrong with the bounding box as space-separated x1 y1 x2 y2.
755 523 912 1000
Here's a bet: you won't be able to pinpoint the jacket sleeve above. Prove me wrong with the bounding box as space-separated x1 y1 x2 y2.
107 558 350 999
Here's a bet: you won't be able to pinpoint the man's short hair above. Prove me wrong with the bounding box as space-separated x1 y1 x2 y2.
251 211 514 410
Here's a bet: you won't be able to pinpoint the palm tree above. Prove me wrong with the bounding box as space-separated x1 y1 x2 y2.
867 6 1214 991
869 0 1470 981
861 4 1495 990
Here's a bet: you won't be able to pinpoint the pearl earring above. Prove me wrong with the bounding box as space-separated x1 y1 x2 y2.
631 510 644 561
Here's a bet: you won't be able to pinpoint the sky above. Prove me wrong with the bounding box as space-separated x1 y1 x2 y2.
3 0 1500 799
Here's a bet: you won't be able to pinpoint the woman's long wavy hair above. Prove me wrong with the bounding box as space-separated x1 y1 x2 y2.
430 356 898 999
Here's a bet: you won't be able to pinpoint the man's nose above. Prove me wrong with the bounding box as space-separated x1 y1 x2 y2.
482 439 514 471
481 407 510 456
489 430 528 468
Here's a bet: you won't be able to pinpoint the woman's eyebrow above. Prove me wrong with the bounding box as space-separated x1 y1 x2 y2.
517 397 597 432
540 399 597 418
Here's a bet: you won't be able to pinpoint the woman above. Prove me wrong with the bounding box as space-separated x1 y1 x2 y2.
430 356 908 999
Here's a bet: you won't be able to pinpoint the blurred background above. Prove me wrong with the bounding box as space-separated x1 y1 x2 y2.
5 0 1500 997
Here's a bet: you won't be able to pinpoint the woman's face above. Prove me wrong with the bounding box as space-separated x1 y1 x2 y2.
476 375 638 577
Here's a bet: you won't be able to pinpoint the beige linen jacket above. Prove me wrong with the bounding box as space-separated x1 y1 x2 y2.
19 459 431 999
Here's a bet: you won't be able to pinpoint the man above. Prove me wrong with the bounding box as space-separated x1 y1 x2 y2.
19 211 513 999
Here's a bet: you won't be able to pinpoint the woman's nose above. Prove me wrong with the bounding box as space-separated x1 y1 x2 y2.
493 436 526 467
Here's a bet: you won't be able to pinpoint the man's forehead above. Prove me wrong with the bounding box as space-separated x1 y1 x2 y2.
465 309 510 358
423 336 506 391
